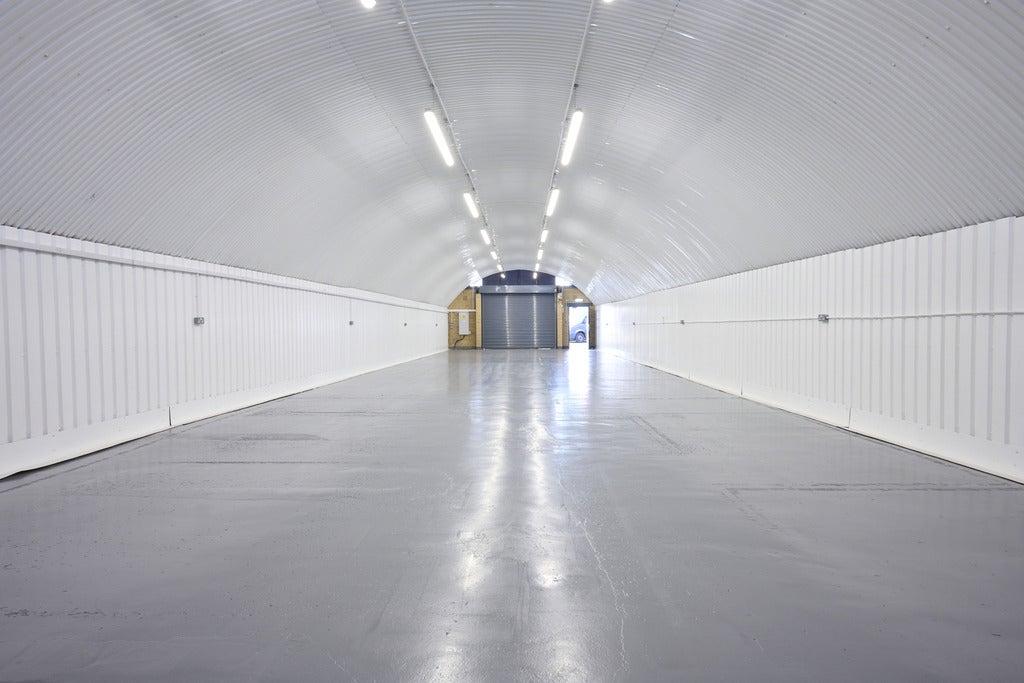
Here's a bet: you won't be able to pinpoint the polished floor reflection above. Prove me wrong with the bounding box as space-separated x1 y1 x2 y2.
1 350 1022 681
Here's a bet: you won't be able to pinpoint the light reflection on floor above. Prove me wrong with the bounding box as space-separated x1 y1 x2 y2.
1 350 1022 681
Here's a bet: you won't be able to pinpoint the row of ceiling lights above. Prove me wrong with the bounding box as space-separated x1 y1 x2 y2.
531 109 583 277
423 109 506 277
361 0 608 282
363 0 503 281
441 108 583 282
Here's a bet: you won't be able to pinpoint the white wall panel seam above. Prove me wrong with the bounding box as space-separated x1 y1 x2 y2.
1006 217 1017 447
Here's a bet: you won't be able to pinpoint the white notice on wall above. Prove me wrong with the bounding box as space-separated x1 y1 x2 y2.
458 311 470 335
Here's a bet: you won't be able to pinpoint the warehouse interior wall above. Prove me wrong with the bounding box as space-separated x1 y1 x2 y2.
449 284 594 350
0 1 1020 483
0 225 448 479
601 217 1023 483
0 1 1021 675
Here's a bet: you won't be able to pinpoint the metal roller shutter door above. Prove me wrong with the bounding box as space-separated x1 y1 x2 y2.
481 293 556 349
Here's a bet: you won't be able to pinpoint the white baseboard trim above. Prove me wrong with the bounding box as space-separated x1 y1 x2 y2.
168 350 445 426
0 348 447 480
848 408 1021 483
0 409 170 480
612 350 1023 484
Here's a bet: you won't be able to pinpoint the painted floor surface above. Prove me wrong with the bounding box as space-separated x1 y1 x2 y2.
1 350 1022 681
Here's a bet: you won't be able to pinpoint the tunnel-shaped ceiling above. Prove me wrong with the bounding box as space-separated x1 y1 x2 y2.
1 1 1022 305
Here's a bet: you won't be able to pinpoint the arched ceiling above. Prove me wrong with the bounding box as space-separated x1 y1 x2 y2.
1 0 1022 305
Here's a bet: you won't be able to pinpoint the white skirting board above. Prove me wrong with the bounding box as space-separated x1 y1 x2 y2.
620 352 1022 484
600 217 1023 484
0 409 171 479
0 225 449 480
0 349 446 480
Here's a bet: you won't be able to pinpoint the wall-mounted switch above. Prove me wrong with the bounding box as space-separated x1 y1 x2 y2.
193 316 205 326
817 313 829 323
349 320 354 326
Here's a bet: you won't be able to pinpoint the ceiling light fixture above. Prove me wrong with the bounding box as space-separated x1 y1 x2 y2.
360 0 376 7
560 110 584 165
423 111 454 167
537 249 543 261
462 192 480 218
533 271 539 280
540 229 549 243
399 2 508 296
534 262 540 271
545 188 560 217
497 263 503 271
490 250 498 261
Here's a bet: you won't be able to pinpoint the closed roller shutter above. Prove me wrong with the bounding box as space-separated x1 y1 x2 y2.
481 293 556 349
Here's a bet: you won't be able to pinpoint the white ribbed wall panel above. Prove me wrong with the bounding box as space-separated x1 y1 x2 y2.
0 225 447 479
600 217 1024 483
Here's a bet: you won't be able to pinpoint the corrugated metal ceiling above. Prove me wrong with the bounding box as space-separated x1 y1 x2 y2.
1 0 1022 304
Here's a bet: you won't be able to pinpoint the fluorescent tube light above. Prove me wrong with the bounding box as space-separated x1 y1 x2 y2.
423 111 454 167
534 262 540 271
361 0 376 7
545 188 560 217
462 192 480 218
480 229 491 245
560 110 584 165
537 249 543 260
497 263 503 271
540 229 549 243
490 250 498 261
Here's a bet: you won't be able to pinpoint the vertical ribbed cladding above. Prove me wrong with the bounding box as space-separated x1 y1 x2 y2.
0 224 449 478
599 216 1024 482
0 0 1022 305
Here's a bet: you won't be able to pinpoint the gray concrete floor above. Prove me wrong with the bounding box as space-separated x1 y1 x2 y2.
1 350 1022 681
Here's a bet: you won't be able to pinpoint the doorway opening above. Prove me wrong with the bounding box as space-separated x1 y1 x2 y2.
566 303 589 345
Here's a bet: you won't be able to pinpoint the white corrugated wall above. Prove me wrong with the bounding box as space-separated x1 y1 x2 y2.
600 217 1024 483
0 225 448 479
